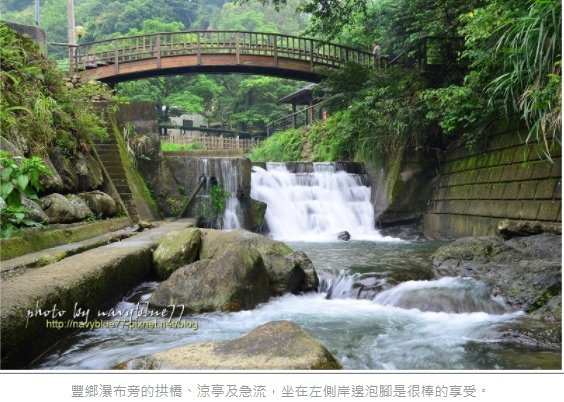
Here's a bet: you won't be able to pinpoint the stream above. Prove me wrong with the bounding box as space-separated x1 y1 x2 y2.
36 240 560 370
35 163 561 370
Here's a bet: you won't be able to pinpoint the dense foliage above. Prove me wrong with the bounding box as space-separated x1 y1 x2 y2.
0 151 49 237
0 23 114 236
2 0 308 133
251 0 560 161
3 0 560 160
0 24 111 155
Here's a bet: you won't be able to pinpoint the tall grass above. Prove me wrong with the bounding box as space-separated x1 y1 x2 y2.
491 0 561 156
161 141 204 151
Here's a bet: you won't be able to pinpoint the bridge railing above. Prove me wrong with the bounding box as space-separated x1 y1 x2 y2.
72 31 379 72
266 100 337 136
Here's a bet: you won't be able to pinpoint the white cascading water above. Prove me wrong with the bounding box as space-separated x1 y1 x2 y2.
219 159 242 230
251 162 389 241
195 158 242 230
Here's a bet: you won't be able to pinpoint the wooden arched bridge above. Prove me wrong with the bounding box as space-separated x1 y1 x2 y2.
72 31 380 83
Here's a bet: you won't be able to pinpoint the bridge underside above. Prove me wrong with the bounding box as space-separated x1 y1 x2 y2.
80 54 329 84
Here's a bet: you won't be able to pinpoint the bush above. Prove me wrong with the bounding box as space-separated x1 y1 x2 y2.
0 151 50 237
248 129 303 161
307 111 355 161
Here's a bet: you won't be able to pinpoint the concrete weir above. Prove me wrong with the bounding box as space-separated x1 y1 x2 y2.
0 219 194 369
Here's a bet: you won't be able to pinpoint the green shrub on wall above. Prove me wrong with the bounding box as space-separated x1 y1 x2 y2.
308 111 355 161
249 129 303 162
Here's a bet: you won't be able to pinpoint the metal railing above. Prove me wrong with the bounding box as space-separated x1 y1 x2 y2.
71 30 380 73
158 125 263 139
162 134 261 152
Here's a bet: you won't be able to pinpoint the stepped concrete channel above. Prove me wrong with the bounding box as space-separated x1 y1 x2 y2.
0 219 195 369
95 141 139 221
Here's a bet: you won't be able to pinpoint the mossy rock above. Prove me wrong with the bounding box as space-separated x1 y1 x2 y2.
118 321 342 370
199 230 318 295
150 243 270 313
200 229 292 260
432 236 510 268
38 193 93 223
152 227 201 280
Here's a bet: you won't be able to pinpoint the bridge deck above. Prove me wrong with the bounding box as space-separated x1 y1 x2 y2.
74 31 381 83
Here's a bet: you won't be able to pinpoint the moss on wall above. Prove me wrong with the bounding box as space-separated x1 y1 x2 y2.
424 130 561 239
0 217 131 261
110 118 161 221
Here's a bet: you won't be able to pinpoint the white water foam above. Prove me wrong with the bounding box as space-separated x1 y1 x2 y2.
38 288 523 370
251 163 394 241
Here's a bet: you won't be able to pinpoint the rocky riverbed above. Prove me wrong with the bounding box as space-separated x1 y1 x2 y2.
431 232 561 350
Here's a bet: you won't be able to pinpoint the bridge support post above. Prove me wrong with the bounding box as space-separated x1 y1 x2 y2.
309 39 314 70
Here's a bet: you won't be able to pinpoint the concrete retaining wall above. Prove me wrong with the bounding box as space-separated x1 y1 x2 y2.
423 130 561 238
0 220 194 368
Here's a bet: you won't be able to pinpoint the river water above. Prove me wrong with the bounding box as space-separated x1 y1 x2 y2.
36 163 560 370
36 240 560 370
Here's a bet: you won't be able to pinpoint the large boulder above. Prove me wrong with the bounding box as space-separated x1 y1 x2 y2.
284 251 319 292
200 229 319 295
48 147 79 192
75 152 104 191
21 196 49 223
0 137 24 158
77 191 117 218
200 229 292 260
39 154 65 194
241 197 267 232
150 243 270 313
263 254 303 295
152 227 201 280
38 193 93 223
432 234 561 321
497 219 561 239
118 321 341 370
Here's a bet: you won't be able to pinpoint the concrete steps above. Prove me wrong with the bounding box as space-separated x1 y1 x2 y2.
94 139 139 222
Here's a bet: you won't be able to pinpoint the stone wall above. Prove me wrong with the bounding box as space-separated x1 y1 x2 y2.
115 102 160 134
2 21 46 50
363 148 439 227
114 102 181 217
423 130 561 238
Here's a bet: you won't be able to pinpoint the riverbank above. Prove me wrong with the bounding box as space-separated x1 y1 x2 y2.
0 219 195 368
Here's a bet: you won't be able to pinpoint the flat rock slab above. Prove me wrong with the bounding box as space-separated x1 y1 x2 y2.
1 225 139 274
119 320 341 370
0 219 195 368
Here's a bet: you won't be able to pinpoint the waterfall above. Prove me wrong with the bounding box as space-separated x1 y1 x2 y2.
195 158 242 230
250 162 388 241
219 159 242 230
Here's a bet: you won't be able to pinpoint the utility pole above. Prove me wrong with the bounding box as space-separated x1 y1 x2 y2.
67 0 76 71
34 0 40 26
